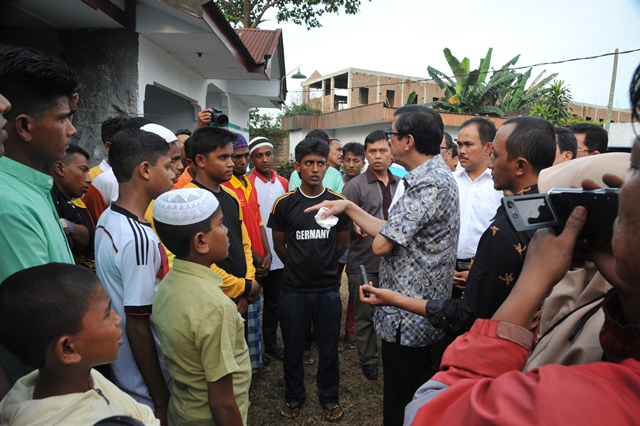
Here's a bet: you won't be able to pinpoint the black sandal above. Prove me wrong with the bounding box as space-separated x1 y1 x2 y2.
322 403 343 422
281 401 303 419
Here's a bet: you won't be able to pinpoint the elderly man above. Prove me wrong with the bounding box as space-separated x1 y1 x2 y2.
307 105 459 426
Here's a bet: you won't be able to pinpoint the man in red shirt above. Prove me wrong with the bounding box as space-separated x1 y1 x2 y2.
223 134 272 373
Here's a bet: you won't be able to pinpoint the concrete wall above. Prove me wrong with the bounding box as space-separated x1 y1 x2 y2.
0 27 140 166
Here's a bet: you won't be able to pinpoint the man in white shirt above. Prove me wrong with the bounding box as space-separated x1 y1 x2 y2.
454 118 503 297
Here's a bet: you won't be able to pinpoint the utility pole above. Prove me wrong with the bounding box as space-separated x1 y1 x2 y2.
605 48 619 132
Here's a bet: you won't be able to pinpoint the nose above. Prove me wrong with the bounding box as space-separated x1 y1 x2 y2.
113 309 123 327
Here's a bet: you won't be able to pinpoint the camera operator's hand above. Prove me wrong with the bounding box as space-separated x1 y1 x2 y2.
492 206 587 328
578 173 630 292
197 108 213 128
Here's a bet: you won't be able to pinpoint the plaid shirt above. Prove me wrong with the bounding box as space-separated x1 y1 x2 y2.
375 155 460 347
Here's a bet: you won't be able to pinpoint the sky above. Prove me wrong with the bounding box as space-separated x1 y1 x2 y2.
259 0 640 111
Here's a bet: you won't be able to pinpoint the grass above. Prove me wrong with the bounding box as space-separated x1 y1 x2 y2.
248 275 384 425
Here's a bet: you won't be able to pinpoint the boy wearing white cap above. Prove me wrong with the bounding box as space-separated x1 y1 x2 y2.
153 188 251 426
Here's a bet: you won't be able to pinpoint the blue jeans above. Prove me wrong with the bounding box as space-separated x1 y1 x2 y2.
279 289 342 405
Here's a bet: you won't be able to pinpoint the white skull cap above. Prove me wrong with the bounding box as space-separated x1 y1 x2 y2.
141 123 177 144
153 188 219 226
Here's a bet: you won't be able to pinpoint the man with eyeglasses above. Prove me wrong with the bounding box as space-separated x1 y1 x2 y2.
439 132 458 172
570 123 608 158
308 105 459 426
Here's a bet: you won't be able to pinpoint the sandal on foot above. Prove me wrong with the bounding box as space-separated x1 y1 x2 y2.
343 337 357 350
303 350 314 365
322 403 343 422
281 401 303 419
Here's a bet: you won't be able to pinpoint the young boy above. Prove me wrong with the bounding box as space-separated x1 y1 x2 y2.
0 263 159 425
152 188 251 426
94 128 174 423
268 137 352 421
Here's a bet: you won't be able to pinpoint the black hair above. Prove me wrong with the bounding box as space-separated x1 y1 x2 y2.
0 45 79 121
61 142 90 164
443 132 453 149
502 116 556 174
631 63 640 122
394 105 443 156
183 137 192 160
451 141 459 158
460 117 497 145
188 126 237 163
0 263 101 368
342 142 364 159
569 123 608 153
101 116 130 144
175 128 192 137
306 129 330 144
155 209 219 258
554 127 577 159
364 130 389 151
295 137 329 163
109 128 170 183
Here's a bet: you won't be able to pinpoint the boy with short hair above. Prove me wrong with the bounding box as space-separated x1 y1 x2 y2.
268 137 352 421
153 188 251 426
0 263 159 426
94 128 174 423
341 142 365 184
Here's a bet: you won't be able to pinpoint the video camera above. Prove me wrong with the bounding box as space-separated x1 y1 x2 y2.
502 188 619 236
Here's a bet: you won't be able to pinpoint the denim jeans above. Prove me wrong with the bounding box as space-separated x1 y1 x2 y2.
279 289 342 405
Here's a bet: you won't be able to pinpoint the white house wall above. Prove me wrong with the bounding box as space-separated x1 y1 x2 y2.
138 35 207 121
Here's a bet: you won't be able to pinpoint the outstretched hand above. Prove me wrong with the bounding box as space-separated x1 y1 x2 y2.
303 200 351 218
359 284 394 306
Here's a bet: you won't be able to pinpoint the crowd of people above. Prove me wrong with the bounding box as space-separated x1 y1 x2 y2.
0 43 638 426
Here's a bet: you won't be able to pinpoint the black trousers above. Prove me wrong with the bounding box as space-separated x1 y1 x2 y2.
262 268 283 346
381 336 436 426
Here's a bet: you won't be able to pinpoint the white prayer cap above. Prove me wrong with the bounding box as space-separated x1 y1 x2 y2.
153 188 219 226
141 123 178 144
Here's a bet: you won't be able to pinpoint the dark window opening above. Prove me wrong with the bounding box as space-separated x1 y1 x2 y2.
360 87 369 105
386 90 395 107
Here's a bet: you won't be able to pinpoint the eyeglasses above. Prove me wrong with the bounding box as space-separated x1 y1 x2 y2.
385 128 400 139
440 146 449 151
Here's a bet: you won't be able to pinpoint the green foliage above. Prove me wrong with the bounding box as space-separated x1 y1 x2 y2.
529 80 573 126
218 0 369 29
426 48 557 117
274 159 296 180
405 91 418 105
249 108 287 139
281 103 322 117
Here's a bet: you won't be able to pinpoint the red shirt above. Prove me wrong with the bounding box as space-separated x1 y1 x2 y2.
223 174 265 257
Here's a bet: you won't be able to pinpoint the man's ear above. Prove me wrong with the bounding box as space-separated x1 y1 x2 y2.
195 153 207 169
403 134 415 153
193 231 209 255
54 336 82 365
484 141 493 154
293 161 301 173
52 161 65 177
590 150 600 156
104 141 111 153
514 157 529 177
138 161 152 181
14 114 34 142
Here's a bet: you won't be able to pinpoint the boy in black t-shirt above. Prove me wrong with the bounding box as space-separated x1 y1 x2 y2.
268 138 352 421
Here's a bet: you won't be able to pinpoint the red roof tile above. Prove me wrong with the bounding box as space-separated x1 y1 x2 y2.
234 28 281 64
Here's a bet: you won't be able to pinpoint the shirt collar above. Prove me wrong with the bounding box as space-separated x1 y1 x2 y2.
404 155 445 188
0 156 54 192
251 169 278 184
171 258 223 287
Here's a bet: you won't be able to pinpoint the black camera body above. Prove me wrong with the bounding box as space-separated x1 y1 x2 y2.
207 108 229 127
502 188 619 236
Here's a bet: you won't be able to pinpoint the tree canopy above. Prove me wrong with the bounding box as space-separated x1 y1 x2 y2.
218 0 368 29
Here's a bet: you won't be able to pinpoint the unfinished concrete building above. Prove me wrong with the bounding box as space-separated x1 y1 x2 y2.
301 68 445 113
